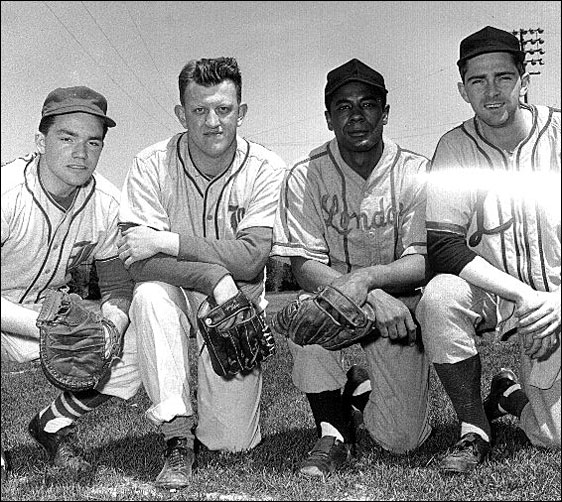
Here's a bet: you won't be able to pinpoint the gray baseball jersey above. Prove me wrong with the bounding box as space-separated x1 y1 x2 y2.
271 136 432 453
272 136 428 269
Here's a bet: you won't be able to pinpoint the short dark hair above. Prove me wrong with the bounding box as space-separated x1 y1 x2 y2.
38 114 108 139
458 52 526 82
178 57 242 106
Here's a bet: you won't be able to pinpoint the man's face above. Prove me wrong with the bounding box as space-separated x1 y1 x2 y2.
325 81 388 155
36 112 104 197
458 52 529 128
175 80 247 159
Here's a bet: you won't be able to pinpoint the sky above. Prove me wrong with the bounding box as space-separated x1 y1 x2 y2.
2 1 560 190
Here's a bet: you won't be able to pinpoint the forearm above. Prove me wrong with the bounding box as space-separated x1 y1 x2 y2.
96 257 134 304
177 227 272 281
290 257 341 292
358 254 429 294
128 254 231 297
1 297 39 337
459 256 534 303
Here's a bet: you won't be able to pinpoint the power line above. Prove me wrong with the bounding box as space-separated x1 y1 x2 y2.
79 1 178 124
122 1 177 105
249 67 450 140
40 1 176 134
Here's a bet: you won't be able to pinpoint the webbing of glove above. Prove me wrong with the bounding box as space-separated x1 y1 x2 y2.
272 286 375 350
37 289 123 392
198 292 276 379
315 286 373 330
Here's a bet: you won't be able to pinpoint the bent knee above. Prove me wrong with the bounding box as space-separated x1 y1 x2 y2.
130 281 184 315
132 281 169 303
527 427 561 450
418 274 468 314
370 429 426 454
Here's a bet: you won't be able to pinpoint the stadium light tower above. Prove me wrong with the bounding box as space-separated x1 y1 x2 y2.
512 28 545 103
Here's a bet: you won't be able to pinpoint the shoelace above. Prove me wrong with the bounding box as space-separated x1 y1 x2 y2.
453 435 481 454
167 447 189 470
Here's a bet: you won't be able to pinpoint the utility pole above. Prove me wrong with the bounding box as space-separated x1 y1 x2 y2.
512 28 545 103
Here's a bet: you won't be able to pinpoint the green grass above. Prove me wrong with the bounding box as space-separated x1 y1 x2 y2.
1 294 560 500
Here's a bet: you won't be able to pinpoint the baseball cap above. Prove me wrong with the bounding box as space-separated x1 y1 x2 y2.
41 86 116 127
325 58 387 106
457 26 525 68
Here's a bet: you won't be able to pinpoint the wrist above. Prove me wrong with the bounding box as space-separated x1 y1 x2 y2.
213 275 238 304
363 266 384 290
512 283 535 304
160 232 180 256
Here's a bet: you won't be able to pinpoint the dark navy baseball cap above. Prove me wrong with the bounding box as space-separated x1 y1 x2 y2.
41 86 116 127
457 26 525 68
325 58 387 107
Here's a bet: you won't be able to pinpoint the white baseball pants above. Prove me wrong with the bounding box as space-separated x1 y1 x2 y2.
417 273 561 450
129 281 262 452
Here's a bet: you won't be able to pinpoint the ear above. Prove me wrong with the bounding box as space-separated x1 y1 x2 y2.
237 103 248 126
174 104 188 129
519 72 530 99
382 104 390 126
325 110 333 131
457 81 471 104
35 132 46 154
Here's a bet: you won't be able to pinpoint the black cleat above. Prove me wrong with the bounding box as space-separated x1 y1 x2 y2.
483 368 519 422
299 436 352 478
28 414 91 472
439 433 490 473
155 437 195 490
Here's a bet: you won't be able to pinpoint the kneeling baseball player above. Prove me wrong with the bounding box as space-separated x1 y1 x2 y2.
417 26 560 474
1 86 141 477
117 57 286 490
271 58 433 478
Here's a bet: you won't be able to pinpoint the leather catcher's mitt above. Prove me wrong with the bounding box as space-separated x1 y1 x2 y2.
36 289 123 392
197 291 276 378
270 285 376 350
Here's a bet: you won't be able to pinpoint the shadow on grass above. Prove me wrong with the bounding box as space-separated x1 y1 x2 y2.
3 415 536 494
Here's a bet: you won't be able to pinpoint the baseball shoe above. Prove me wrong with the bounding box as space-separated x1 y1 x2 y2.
483 368 519 422
439 432 490 474
28 414 91 472
299 436 352 478
155 437 195 490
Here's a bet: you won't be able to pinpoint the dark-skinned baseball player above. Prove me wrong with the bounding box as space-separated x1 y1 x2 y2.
271 58 433 478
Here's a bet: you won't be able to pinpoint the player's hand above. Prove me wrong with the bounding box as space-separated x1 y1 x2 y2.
366 289 417 344
117 226 170 268
515 289 561 360
212 275 239 305
329 269 371 306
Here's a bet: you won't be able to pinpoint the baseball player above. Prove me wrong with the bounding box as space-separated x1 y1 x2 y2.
271 58 432 478
117 57 287 490
1 86 141 473
416 26 561 474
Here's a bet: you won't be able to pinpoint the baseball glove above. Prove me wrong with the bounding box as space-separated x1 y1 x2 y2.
197 291 276 378
36 289 123 392
270 285 376 351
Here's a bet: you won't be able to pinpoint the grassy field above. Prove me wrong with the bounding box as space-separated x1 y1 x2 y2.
1 293 560 501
